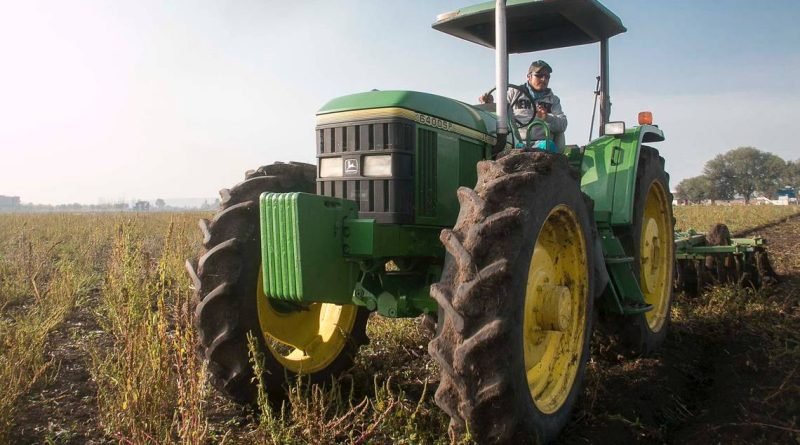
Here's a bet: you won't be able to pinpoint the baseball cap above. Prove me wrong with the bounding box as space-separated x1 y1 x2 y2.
528 60 553 76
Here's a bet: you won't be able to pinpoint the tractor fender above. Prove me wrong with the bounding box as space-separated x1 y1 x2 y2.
580 124 665 228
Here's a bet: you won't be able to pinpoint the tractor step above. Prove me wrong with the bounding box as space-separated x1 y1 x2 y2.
620 302 653 315
604 260 649 313
598 226 650 315
605 256 633 264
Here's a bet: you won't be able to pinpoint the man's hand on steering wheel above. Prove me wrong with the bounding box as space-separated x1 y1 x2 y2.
480 85 541 127
535 103 549 120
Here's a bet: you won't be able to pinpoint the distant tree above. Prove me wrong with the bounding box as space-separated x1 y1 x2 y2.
703 155 735 203
199 198 221 211
155 198 166 209
757 152 788 198
675 176 711 204
782 159 800 189
133 200 151 211
703 147 784 203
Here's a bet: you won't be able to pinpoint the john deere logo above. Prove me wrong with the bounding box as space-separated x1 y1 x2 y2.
344 158 359 175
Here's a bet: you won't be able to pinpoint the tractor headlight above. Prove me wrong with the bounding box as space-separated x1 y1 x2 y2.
319 157 343 178
363 155 392 177
603 121 626 136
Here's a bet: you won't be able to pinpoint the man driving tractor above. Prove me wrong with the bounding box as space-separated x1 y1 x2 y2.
479 60 568 149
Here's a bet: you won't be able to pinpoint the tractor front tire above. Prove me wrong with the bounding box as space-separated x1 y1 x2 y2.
429 152 595 444
187 162 369 404
616 146 675 355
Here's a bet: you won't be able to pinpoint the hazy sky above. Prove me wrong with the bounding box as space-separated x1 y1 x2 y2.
1 0 799 205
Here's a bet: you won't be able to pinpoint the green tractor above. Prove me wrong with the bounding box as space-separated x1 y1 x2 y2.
188 0 675 442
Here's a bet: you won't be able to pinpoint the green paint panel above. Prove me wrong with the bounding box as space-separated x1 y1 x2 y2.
260 192 359 305
674 231 766 259
378 274 438 318
580 135 618 220
318 90 497 136
581 125 664 226
597 225 649 315
608 125 665 226
413 133 484 226
353 265 441 318
416 128 438 218
343 220 443 257
452 138 483 221
431 133 461 225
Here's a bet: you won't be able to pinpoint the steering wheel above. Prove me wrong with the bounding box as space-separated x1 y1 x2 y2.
483 84 538 128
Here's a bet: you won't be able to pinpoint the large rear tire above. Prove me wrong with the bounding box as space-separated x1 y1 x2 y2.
616 146 674 355
187 162 369 404
429 152 595 444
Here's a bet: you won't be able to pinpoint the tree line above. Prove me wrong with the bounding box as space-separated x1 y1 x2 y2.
675 147 799 204
0 198 221 213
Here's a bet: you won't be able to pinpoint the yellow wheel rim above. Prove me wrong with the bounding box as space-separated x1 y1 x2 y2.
523 205 590 414
256 271 358 374
639 180 673 332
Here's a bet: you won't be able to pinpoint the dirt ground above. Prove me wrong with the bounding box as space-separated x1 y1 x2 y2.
561 216 800 445
9 215 800 444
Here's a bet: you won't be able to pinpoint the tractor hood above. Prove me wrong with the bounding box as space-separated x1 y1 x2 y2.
317 90 498 140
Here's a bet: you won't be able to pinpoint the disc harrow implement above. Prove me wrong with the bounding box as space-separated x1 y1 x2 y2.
674 223 777 296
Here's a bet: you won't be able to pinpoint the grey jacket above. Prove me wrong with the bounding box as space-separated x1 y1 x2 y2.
507 85 568 148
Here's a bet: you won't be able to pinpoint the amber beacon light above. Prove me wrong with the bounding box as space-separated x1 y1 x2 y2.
638 111 653 125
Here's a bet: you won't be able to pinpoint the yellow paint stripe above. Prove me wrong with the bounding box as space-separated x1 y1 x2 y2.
316 107 498 145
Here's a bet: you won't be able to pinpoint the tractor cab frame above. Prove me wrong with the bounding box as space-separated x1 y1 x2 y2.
434 0 626 139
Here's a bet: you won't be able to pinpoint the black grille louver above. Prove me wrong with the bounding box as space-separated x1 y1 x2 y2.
417 129 437 217
316 118 415 224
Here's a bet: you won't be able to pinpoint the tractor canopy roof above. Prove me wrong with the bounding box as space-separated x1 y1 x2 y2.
433 0 626 53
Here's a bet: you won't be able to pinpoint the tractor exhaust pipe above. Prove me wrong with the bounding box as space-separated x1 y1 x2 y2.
493 0 508 153
599 38 610 136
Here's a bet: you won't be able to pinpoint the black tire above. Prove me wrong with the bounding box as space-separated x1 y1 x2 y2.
428 152 595 444
187 162 369 404
615 146 675 355
674 259 694 296
739 255 759 289
754 247 778 287
704 223 737 284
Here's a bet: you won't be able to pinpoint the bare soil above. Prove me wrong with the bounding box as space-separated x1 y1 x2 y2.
10 290 110 444
562 215 800 445
9 216 800 444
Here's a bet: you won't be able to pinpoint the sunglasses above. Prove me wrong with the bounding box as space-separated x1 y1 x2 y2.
532 73 551 79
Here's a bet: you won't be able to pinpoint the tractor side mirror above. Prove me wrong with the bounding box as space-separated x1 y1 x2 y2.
603 121 625 136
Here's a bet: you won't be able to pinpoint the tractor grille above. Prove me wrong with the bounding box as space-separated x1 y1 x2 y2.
316 118 415 224
417 129 437 217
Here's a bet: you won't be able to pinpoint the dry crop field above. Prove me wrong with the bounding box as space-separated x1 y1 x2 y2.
1 205 798 444
673 205 800 235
